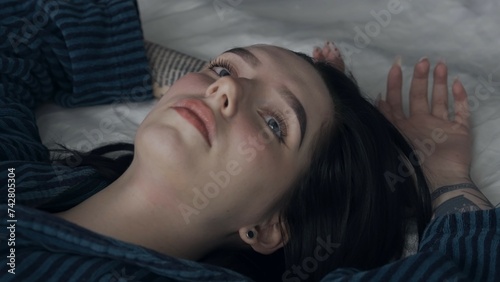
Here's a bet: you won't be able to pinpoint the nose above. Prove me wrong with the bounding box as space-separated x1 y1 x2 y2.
205 76 243 118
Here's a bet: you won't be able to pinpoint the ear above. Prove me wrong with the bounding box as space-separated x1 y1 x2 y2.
238 216 288 255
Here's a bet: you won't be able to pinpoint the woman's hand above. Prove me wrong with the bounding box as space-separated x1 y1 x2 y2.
377 58 473 191
312 41 345 72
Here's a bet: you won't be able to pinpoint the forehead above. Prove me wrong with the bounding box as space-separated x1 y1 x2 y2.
244 44 333 146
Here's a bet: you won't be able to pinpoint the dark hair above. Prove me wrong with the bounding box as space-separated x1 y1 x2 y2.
53 52 432 281
277 52 432 281
52 142 134 181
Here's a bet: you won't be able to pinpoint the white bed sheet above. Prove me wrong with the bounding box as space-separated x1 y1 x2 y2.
37 0 500 206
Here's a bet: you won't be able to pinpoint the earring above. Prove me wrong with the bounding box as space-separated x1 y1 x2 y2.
246 231 255 239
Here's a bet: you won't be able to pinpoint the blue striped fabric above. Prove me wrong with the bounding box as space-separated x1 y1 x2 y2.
319 208 499 282
0 0 150 208
1 205 250 281
0 0 499 281
0 0 249 281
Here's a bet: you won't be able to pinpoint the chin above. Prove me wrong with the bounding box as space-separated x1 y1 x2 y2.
135 120 200 177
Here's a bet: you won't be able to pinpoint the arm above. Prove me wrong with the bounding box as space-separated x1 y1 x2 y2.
312 43 493 217
1 0 150 208
431 182 493 217
144 41 207 99
0 0 152 161
321 207 499 282
316 49 499 281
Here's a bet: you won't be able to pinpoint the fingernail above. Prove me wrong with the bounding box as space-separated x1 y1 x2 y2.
418 56 428 63
330 43 341 57
393 55 402 67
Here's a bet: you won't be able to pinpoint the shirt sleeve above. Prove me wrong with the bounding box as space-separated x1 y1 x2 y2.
0 0 153 162
0 0 153 210
320 208 500 281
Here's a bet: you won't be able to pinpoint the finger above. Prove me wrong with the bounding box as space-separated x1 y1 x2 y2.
431 61 449 119
409 57 431 116
322 41 331 58
312 46 324 61
327 42 345 72
452 78 470 129
386 56 405 119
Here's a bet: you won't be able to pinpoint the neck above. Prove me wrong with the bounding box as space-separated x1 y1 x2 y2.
53 159 225 260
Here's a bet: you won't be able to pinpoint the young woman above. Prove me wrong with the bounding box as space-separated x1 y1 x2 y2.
0 1 497 281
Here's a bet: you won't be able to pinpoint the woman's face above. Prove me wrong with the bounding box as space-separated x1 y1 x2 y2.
136 45 333 228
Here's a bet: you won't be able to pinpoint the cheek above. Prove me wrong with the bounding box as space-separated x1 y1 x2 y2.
227 116 276 162
228 119 294 190
165 73 212 98
228 151 296 215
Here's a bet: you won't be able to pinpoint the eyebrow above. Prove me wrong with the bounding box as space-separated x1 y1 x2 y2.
224 47 307 148
223 47 261 67
278 86 307 147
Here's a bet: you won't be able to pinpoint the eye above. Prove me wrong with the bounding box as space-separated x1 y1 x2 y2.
261 110 288 144
265 116 282 136
212 67 231 77
207 58 234 77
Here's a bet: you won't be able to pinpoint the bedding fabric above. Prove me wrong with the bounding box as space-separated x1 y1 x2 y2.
1 0 499 281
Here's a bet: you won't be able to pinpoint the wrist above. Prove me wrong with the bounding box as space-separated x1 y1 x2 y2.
431 182 475 207
427 175 472 193
430 182 494 218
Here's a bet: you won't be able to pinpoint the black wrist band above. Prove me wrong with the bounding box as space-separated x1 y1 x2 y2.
431 183 478 201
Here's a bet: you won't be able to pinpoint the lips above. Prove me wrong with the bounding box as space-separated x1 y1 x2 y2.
172 99 215 146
